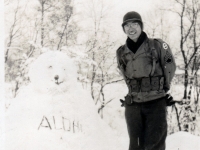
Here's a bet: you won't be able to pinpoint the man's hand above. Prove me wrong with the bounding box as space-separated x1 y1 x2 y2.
165 94 175 106
120 99 125 107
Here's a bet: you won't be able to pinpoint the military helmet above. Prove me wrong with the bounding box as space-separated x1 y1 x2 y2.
122 11 143 29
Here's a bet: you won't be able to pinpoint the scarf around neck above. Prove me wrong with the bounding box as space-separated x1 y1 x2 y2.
126 31 147 54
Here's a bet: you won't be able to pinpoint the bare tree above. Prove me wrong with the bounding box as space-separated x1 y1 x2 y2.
145 9 172 41
5 0 27 63
37 0 56 47
187 0 200 100
56 2 73 50
36 0 77 50
172 0 200 99
93 36 120 118
167 0 200 133
80 0 112 100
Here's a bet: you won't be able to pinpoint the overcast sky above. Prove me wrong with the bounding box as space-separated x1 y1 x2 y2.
73 0 178 47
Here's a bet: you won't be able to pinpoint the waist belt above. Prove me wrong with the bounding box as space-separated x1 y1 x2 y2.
128 76 164 92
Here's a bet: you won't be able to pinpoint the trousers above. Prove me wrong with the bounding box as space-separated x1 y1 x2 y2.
125 97 167 150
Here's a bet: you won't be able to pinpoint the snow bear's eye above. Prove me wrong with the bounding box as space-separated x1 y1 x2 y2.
48 66 52 69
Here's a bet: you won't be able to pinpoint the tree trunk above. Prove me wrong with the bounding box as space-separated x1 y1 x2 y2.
57 21 68 50
183 67 188 99
174 105 182 131
41 1 44 47
90 38 97 100
91 59 96 100
5 42 12 63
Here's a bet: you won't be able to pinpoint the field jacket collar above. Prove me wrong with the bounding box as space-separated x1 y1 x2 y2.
122 37 149 59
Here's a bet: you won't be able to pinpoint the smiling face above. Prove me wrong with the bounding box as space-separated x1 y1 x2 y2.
124 21 142 42
29 51 77 95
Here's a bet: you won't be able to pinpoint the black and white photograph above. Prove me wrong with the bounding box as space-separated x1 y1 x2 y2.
1 0 200 149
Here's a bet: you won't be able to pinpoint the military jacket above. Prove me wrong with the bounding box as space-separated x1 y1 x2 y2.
116 37 176 102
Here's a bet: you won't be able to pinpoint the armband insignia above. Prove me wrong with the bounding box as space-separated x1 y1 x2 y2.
163 43 168 50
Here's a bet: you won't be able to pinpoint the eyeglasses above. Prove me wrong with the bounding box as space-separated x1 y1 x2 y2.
124 22 139 29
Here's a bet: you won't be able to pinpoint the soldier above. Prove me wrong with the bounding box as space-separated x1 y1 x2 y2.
116 11 176 150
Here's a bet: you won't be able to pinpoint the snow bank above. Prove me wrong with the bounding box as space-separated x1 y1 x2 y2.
166 131 200 150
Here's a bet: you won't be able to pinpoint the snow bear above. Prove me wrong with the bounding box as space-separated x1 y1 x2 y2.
3 51 124 150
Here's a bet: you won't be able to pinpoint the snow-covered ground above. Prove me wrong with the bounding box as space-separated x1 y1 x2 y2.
102 82 200 150
166 131 200 150
2 71 200 149
3 81 200 150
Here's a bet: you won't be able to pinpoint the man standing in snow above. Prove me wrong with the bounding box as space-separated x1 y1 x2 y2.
116 11 176 150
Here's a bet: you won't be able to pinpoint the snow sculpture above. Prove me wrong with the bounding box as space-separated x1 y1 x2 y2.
3 51 123 150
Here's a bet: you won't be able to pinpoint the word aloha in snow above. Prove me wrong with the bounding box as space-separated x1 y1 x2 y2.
38 116 82 133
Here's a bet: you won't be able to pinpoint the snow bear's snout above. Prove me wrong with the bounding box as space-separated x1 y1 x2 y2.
54 75 59 80
54 75 63 85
